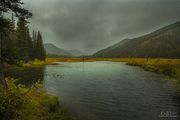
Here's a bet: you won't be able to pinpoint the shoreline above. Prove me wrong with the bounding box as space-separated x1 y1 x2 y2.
46 58 180 80
3 58 180 119
11 57 179 82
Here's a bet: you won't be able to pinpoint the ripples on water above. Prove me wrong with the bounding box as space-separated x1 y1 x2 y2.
43 62 180 120
6 62 180 120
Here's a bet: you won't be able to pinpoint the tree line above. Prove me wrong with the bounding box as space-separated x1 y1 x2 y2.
2 15 46 64
0 2 75 120
0 0 45 89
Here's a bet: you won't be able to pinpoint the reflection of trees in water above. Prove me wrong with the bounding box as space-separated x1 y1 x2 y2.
5 67 45 87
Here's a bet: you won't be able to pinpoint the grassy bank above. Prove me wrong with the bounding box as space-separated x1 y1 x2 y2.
0 78 75 120
46 58 133 62
16 59 58 67
2 59 76 120
126 58 180 80
47 58 180 80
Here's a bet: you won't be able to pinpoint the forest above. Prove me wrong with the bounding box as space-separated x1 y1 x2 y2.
1 15 46 64
0 1 74 120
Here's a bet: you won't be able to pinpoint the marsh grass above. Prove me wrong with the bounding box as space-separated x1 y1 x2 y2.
15 59 58 67
126 59 180 80
47 58 180 80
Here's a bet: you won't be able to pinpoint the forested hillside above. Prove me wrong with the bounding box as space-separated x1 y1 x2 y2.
94 21 180 58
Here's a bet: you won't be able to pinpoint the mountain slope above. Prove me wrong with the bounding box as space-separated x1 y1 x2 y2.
44 43 84 57
93 21 180 58
44 43 71 56
68 49 84 56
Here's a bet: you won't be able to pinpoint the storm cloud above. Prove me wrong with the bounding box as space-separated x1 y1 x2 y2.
22 0 180 54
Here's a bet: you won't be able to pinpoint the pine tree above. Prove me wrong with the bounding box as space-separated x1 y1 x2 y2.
32 31 37 59
1 15 17 64
26 28 34 60
39 32 46 60
16 18 32 61
33 31 46 61
0 0 32 89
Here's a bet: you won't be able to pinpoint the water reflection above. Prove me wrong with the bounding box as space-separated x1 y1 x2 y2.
4 62 180 120
43 62 180 120
5 66 45 87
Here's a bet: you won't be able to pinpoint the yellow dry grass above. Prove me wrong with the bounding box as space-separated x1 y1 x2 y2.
46 58 180 80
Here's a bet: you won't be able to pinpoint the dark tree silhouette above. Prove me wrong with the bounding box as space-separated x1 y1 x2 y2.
0 0 32 89
33 31 46 61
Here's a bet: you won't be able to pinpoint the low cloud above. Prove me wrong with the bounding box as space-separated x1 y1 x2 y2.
23 0 180 54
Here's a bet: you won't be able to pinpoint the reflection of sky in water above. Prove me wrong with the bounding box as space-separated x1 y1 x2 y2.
43 62 180 120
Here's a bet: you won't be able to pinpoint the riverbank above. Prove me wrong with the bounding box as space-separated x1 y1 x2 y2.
2 59 76 120
46 58 134 62
126 59 180 81
0 78 75 120
34 61 180 120
21 59 58 67
47 58 180 80
3 58 180 119
3 59 58 69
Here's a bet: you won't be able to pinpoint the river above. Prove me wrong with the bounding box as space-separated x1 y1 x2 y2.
6 62 180 120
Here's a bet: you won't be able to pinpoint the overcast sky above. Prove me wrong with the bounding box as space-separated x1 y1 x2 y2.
22 0 180 54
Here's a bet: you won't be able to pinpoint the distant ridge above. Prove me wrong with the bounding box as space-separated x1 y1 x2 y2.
44 43 84 57
44 43 71 57
93 21 180 58
68 49 84 57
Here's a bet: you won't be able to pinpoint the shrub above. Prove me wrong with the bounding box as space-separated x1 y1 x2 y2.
0 78 75 120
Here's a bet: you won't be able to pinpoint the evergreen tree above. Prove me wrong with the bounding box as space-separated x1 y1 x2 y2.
33 31 46 60
26 28 34 60
16 18 33 61
32 31 37 59
0 0 32 89
1 17 17 64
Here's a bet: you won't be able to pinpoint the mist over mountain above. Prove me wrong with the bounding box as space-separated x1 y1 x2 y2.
44 43 84 57
93 21 180 58
68 49 84 57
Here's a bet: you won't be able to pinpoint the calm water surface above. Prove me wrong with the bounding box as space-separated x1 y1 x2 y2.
6 62 180 120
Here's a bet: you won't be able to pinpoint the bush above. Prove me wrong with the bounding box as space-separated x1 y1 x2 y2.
0 78 75 120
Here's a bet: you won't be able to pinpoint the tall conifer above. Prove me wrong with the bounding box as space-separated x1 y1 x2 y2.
16 18 29 61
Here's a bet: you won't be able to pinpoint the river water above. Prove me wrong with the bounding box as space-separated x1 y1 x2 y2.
6 62 180 120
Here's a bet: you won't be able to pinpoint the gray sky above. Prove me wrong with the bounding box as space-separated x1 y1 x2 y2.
22 0 180 54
